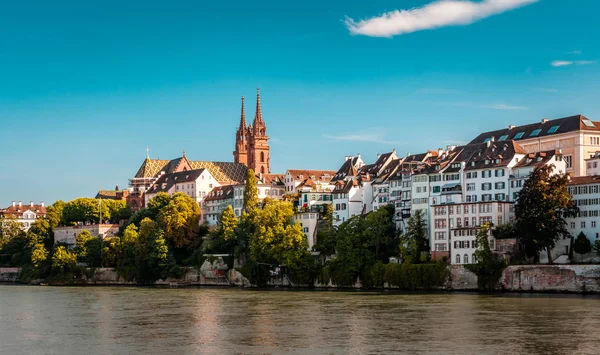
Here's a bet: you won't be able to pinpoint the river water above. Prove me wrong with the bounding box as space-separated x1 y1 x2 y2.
1 286 599 355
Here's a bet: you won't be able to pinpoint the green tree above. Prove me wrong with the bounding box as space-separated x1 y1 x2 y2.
515 165 578 263
46 200 65 228
75 230 94 261
219 205 239 242
243 169 258 211
0 217 24 251
470 224 505 291
400 209 429 263
330 215 373 286
134 218 170 284
52 246 77 271
365 204 397 262
314 204 336 257
157 192 201 249
101 237 121 267
31 243 49 268
573 232 592 262
249 200 308 269
117 224 139 279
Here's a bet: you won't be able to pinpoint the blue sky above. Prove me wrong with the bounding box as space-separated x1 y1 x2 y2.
1 0 599 204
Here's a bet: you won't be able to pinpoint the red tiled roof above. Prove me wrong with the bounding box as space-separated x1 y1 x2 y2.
1 203 47 216
286 170 336 182
568 175 600 186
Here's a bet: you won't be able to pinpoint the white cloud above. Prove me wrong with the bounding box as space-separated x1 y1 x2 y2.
483 104 528 110
323 128 400 145
345 0 539 37
568 50 582 55
551 60 596 67
551 60 573 67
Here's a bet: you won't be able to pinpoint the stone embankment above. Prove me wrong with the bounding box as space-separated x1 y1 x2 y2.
3 264 600 293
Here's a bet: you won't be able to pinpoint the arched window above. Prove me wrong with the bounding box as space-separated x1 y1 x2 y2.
261 166 265 174
260 152 265 163
472 254 477 264
456 254 461 264
464 254 469 264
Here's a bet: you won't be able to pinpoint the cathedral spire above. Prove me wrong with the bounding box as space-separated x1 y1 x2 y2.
254 87 263 124
239 96 246 130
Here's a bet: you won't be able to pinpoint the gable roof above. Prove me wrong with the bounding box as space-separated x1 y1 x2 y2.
204 185 235 202
1 203 47 217
513 149 562 169
259 174 285 186
462 140 527 171
332 156 362 182
147 169 206 194
286 170 336 182
469 115 600 145
134 157 247 184
568 175 600 186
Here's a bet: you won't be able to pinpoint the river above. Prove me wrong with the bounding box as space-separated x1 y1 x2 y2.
1 286 599 354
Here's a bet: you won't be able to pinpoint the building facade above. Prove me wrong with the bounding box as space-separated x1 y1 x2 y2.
54 224 120 246
233 88 271 175
0 201 46 231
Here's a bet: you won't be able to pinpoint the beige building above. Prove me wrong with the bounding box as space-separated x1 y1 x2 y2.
54 224 120 246
469 115 600 177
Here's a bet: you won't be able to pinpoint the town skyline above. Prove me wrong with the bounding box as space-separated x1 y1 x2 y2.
1 0 599 203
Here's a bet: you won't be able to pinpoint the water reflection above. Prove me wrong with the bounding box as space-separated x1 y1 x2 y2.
1 286 599 355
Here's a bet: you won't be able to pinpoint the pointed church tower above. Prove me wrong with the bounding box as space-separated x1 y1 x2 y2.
247 88 270 174
233 96 249 166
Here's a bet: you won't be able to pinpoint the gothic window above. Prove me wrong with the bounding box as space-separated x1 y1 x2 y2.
260 152 265 163
261 166 265 174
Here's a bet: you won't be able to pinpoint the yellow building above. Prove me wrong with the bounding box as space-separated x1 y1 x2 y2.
469 115 600 177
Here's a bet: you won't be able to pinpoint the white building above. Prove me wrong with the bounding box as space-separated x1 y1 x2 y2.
567 175 600 244
292 212 320 250
232 174 285 217
284 170 336 195
586 152 600 176
54 224 120 246
0 201 46 231
203 185 235 225
144 168 219 208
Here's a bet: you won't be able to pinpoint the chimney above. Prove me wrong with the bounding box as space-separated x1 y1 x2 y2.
486 140 492 147
377 153 381 159
541 118 549 124
438 148 444 156
357 153 361 160
11 201 15 207
30 201 34 207
508 125 515 130
450 145 456 151
41 201 45 207
18 201 22 207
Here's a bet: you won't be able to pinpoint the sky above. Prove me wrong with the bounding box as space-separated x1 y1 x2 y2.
1 0 599 204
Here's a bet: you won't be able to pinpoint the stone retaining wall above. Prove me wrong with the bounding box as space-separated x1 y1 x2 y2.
0 268 20 282
501 265 600 293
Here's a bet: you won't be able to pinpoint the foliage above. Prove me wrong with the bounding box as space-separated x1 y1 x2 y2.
249 200 309 269
219 205 238 242
364 204 397 261
492 223 517 240
31 243 49 268
51 246 77 270
0 217 25 251
468 224 505 291
63 198 131 225
101 237 121 267
46 200 65 228
243 169 258 211
515 165 578 263
157 192 201 249
134 218 170 284
400 209 429 263
593 240 600 257
314 204 336 256
573 232 592 257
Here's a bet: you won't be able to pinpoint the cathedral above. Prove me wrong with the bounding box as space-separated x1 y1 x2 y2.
233 88 271 174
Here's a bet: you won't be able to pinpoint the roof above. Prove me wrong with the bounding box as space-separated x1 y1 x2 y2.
333 179 359 194
568 175 600 186
1 203 47 216
259 174 285 185
96 190 118 199
332 156 361 182
462 140 527 171
361 150 398 176
286 170 336 182
147 169 206 194
134 156 248 184
513 150 562 169
204 185 235 202
469 115 600 145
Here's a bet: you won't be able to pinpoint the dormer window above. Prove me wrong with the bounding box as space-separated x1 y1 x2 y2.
485 159 490 164
495 159 500 164
498 135 509 141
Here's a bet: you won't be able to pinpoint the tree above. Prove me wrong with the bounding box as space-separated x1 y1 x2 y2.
52 246 77 271
471 224 505 291
31 243 49 268
515 165 578 263
249 200 308 269
157 192 201 249
101 237 121 267
401 209 429 263
46 200 65 228
219 205 238 242
75 230 95 261
134 218 170 284
314 204 336 256
573 232 592 262
0 217 24 251
243 169 258 211
365 204 397 262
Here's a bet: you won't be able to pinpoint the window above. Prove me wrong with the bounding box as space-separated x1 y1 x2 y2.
464 254 469 264
456 254 461 264
530 129 542 137
467 183 475 191
514 132 525 139
483 138 492 143
495 182 505 189
548 125 559 134
582 119 595 127
498 135 509 141
564 155 573 169
592 221 597 228
581 221 586 228
432 186 440 193
590 137 600 145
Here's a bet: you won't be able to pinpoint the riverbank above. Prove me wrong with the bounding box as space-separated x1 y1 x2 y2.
3 264 600 293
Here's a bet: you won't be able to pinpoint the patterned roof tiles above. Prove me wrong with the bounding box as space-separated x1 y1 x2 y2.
134 157 248 184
